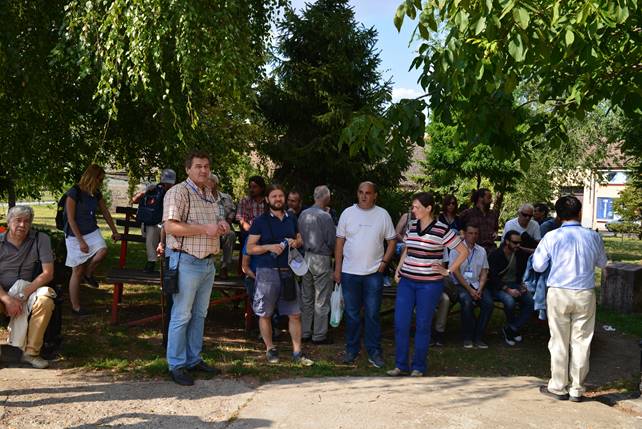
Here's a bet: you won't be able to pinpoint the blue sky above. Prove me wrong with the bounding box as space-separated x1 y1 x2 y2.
289 0 424 101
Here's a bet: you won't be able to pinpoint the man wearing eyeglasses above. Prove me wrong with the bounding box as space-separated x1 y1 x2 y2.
502 203 541 254
487 231 534 346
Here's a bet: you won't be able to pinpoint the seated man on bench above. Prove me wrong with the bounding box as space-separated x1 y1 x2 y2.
0 206 56 368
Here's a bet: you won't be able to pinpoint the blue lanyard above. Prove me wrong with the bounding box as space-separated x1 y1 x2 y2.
466 247 475 267
186 181 215 204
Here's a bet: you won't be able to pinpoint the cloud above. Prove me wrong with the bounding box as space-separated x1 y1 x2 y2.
392 87 423 102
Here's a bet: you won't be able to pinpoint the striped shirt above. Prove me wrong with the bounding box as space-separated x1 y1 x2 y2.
400 219 462 281
163 179 222 259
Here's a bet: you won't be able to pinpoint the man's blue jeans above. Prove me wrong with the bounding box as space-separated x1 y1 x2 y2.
166 249 215 370
456 285 494 342
394 278 443 373
492 283 534 333
341 272 383 358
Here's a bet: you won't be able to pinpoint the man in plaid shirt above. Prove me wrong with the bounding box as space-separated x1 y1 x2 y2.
163 150 230 386
236 175 266 247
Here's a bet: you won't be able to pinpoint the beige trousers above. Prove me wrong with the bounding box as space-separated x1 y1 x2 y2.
0 294 54 356
546 287 596 397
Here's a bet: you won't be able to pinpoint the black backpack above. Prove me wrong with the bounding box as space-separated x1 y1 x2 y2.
136 184 166 225
55 185 80 231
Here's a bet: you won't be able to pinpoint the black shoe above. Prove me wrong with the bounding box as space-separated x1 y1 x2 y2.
539 386 569 400
432 331 445 347
144 261 156 273
312 337 333 345
170 367 194 386
71 307 90 317
502 326 516 346
84 275 100 288
301 336 312 343
569 395 583 403
188 360 221 375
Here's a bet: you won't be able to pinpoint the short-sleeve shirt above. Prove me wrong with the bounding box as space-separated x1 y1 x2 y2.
0 230 54 291
298 206 336 256
448 243 488 289
249 212 298 269
336 205 396 275
459 207 499 249
163 179 222 259
503 217 541 241
400 219 461 282
65 186 102 237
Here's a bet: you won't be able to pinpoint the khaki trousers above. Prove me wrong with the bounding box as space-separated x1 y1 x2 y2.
301 253 333 341
546 287 596 397
0 294 54 356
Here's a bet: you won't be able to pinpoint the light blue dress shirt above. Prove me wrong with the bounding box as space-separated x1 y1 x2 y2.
532 220 608 290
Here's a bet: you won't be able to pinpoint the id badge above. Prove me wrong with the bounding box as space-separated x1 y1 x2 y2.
464 269 474 280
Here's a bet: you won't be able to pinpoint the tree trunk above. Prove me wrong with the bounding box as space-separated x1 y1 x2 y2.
476 172 481 189
494 191 504 214
8 178 16 209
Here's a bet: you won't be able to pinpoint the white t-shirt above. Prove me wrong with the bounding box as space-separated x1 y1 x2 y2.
337 204 396 275
503 217 541 241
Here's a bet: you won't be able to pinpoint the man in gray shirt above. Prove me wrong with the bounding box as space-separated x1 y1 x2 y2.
0 206 55 369
298 185 336 344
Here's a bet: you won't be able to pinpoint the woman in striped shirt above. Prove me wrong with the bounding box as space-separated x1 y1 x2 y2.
388 192 468 376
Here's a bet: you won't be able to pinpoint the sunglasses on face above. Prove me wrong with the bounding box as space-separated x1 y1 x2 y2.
520 212 533 218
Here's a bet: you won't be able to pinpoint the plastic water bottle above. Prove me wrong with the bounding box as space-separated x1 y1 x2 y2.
270 240 288 258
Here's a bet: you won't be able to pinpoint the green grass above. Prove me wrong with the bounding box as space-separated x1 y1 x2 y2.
1 205 640 391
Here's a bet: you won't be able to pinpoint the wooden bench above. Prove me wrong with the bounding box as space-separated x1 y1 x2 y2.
105 206 251 329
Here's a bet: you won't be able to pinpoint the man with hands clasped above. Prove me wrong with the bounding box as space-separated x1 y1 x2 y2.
162 150 230 386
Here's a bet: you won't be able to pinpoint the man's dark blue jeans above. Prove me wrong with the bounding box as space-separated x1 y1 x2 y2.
341 272 383 359
492 283 534 333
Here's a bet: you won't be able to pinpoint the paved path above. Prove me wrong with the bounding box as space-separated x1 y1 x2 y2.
1 369 640 428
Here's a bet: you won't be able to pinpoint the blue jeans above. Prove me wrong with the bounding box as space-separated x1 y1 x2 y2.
341 272 383 358
493 284 534 332
166 249 215 370
456 285 494 342
394 278 443 373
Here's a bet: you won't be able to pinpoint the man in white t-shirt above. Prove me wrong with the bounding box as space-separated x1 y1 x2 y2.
502 203 541 253
334 182 396 368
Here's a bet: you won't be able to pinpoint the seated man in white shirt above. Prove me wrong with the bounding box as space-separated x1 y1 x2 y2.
449 224 493 348
502 203 541 253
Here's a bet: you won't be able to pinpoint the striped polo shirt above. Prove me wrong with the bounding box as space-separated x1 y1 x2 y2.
400 218 462 281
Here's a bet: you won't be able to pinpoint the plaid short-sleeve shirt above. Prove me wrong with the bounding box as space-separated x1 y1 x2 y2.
163 179 222 259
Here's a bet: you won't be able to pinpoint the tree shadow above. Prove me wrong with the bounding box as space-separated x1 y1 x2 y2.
66 414 272 429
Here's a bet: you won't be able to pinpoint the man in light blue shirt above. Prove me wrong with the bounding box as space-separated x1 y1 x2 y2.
532 196 607 403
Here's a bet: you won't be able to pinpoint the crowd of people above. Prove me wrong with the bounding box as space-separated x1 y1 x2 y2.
0 150 608 402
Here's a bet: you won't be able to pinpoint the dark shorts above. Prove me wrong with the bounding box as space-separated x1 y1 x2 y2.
253 268 301 317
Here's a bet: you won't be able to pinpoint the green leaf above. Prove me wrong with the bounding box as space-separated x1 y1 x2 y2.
508 34 524 62
513 7 530 30
475 16 487 35
418 23 430 40
476 63 485 80
616 6 629 24
486 0 494 13
406 0 417 19
565 28 574 47
552 1 560 25
394 4 406 32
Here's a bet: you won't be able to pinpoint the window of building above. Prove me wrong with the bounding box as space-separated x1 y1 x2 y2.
596 197 615 220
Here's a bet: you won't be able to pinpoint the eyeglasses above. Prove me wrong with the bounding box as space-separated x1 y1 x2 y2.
510 240 522 245
519 212 533 218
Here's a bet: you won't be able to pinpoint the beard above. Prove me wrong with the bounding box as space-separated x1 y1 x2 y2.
268 201 285 211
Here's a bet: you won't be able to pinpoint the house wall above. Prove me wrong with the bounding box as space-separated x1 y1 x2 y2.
581 170 628 230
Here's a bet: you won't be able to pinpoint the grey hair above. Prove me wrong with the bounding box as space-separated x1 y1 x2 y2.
7 205 34 224
313 185 331 201
209 173 219 184
518 203 534 214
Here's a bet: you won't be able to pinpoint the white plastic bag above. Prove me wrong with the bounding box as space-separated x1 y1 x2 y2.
330 282 344 328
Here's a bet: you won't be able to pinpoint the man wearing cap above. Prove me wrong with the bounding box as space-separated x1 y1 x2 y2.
298 185 336 344
246 184 313 366
132 168 176 272
208 174 237 279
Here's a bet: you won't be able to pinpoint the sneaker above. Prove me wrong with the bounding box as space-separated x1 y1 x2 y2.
266 347 279 364
410 370 424 377
342 352 358 364
386 367 408 377
292 352 314 367
474 341 489 349
84 275 100 288
368 354 385 369
502 326 516 346
432 331 445 347
513 332 523 343
383 276 392 287
170 367 194 386
21 353 49 369
463 340 474 349
144 261 156 273
71 307 90 317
